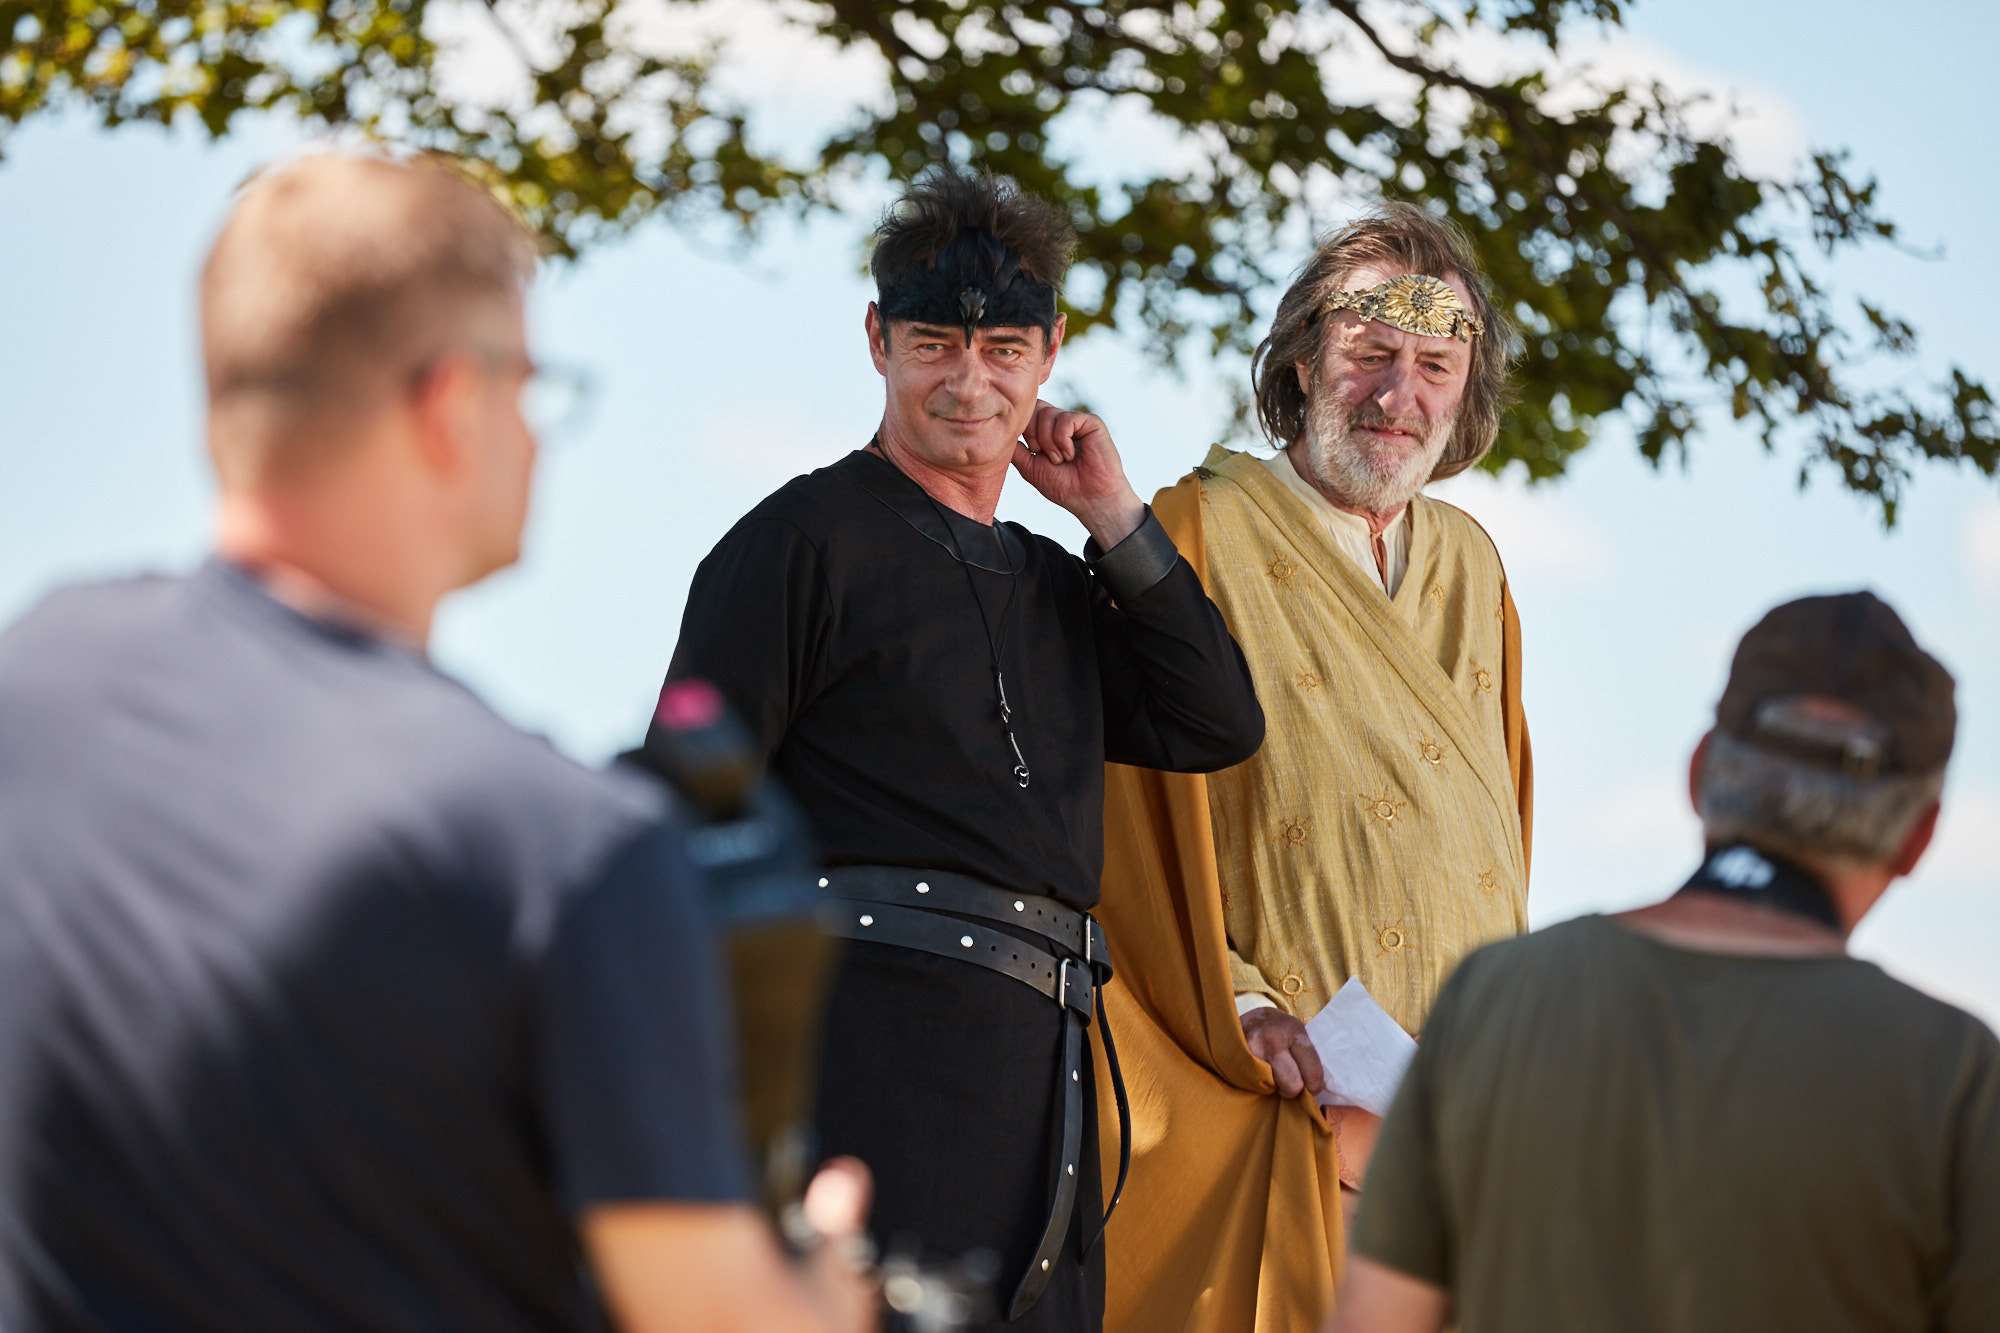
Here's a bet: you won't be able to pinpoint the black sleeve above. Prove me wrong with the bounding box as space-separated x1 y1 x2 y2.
536 822 752 1211
1086 508 1265 773
658 517 832 767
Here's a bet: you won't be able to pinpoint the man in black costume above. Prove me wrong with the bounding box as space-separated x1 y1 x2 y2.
657 169 1265 1329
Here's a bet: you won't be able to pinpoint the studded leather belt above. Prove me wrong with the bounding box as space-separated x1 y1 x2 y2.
821 865 1131 1320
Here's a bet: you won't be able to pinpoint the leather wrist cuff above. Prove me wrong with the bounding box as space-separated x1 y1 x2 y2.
1084 506 1179 602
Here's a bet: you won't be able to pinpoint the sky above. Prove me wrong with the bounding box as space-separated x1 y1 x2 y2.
2 0 1995 1025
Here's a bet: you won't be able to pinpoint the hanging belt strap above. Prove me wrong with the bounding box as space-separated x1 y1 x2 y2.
820 865 1130 1319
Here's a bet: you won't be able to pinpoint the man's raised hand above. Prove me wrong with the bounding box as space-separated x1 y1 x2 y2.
1013 400 1145 550
1240 1006 1327 1100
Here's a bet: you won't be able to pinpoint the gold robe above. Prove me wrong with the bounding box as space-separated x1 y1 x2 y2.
1092 447 1532 1333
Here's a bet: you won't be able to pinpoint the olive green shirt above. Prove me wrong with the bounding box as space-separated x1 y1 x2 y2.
1354 913 2000 1332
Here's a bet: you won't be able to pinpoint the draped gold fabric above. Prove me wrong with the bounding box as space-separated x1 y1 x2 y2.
1094 449 1532 1333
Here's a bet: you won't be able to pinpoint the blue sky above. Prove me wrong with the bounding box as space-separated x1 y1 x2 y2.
2 0 1995 1024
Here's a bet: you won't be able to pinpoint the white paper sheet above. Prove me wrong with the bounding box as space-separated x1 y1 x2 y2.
1306 976 1418 1118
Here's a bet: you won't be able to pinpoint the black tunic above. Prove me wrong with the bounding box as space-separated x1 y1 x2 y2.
664 448 1262 1328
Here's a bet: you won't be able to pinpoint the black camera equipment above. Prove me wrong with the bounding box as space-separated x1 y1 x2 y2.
624 679 1003 1330
623 679 838 1219
880 1246 999 1332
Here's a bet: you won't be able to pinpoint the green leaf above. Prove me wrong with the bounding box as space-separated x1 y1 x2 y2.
5 0 1991 521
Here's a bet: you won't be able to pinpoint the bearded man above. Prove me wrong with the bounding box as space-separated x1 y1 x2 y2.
1090 204 1532 1333
654 168 1264 1331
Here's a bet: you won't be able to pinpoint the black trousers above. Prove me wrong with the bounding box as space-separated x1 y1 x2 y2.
813 938 1104 1332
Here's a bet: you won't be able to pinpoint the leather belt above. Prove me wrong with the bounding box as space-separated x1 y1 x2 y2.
822 865 1131 1320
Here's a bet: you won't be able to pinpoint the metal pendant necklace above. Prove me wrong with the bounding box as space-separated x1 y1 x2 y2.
929 494 1031 789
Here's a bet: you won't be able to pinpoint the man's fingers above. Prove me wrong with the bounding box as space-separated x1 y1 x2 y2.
801 1157 871 1240
1023 401 1057 454
1012 440 1064 496
1242 1010 1326 1101
1025 400 1066 459
1268 1050 1304 1100
1026 399 1083 462
1047 413 1077 462
1292 1032 1327 1097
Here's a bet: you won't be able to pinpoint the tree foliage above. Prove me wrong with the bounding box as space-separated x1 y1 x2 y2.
4 0 1993 516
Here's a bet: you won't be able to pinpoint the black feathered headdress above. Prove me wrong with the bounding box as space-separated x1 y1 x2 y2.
876 228 1060 347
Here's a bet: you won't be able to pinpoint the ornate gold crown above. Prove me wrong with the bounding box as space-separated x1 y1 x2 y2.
1321 274 1484 343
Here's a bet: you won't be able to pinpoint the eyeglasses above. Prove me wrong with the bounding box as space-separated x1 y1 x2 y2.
518 361 595 443
419 348 598 445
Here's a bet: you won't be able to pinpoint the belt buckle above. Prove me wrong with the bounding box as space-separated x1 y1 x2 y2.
1058 957 1093 1022
1084 917 1110 980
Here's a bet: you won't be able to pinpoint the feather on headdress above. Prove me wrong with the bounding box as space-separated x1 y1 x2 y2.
877 228 1060 347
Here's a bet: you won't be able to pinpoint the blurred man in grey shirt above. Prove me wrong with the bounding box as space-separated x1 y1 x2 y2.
0 153 873 1333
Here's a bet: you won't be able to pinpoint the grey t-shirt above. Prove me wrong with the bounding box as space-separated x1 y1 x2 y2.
1354 913 2000 1333
0 560 749 1332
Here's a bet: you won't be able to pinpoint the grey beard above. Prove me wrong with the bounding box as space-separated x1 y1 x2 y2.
1299 395 1454 514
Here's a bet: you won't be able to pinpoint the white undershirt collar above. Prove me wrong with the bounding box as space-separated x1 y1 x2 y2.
1260 449 1413 598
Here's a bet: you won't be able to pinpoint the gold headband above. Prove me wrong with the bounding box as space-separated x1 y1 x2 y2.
1320 274 1484 343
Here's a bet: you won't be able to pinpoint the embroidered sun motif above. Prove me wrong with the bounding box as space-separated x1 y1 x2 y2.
1296 666 1324 692
1277 968 1313 999
1496 593 1506 623
1477 867 1499 895
1363 788 1406 828
1267 553 1299 589
1428 582 1446 607
1376 919 1414 957
1471 665 1495 695
1322 275 1484 343
1418 735 1447 768
1277 816 1313 849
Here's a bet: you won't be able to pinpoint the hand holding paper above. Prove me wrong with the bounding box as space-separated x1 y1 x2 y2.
1305 976 1418 1118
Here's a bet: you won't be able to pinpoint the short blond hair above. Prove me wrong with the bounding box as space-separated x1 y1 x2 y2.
201 153 537 477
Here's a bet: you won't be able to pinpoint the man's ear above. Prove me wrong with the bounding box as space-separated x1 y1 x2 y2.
408 353 482 480
1889 801 1941 879
1036 313 1067 385
1295 359 1311 398
1688 731 1713 818
865 303 890 374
